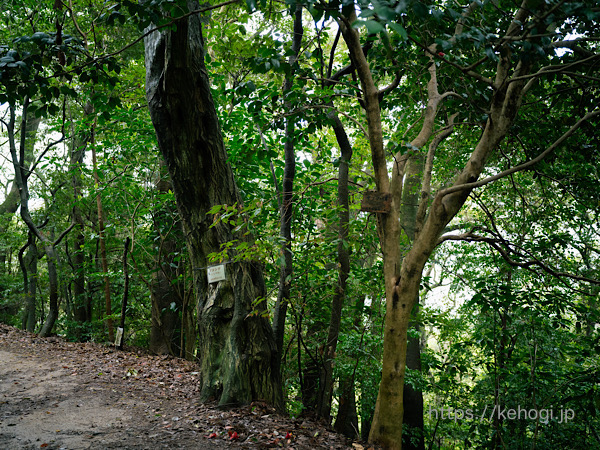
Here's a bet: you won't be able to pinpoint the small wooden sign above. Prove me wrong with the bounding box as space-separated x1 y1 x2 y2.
114 327 124 347
360 191 392 213
207 264 226 283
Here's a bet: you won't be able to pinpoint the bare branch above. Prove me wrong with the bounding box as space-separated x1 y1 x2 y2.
284 104 368 138
438 232 600 285
53 222 75 247
439 108 600 197
378 72 401 101
413 39 494 86
513 53 600 86
415 114 458 237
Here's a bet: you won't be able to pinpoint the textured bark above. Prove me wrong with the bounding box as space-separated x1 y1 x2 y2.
144 1 282 408
149 168 184 356
272 3 303 371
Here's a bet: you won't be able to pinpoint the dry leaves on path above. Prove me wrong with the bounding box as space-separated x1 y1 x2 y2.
0 324 379 449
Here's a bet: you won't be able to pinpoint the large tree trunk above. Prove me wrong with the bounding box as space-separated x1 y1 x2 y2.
144 1 282 409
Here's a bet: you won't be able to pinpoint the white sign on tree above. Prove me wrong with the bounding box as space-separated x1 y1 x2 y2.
207 264 226 283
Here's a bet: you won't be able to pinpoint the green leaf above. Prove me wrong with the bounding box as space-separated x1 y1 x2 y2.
364 20 384 34
485 46 498 61
413 2 429 18
388 22 408 41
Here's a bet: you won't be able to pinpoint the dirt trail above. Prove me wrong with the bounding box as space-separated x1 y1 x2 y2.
0 324 363 449
0 349 156 449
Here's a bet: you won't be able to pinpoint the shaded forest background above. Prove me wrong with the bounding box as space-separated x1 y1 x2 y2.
1 0 599 448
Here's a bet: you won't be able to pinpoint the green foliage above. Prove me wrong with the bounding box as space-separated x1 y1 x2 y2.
1 0 599 445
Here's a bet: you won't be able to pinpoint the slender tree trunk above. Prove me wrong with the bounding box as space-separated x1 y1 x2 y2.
338 5 535 446
118 237 131 350
144 1 282 409
0 112 40 273
403 300 424 450
317 110 353 421
400 155 425 450
7 99 72 338
92 140 114 342
19 232 38 332
69 113 91 338
181 285 196 360
334 297 363 439
272 4 304 365
38 244 60 337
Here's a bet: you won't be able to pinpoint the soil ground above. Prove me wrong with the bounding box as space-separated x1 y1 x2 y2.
0 323 370 450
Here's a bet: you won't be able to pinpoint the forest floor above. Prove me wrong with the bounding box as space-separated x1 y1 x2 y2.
0 323 372 450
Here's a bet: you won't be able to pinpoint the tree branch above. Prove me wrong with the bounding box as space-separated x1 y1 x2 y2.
438 232 600 285
438 108 600 197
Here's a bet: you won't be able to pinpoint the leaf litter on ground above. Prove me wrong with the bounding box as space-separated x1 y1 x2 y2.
0 323 379 449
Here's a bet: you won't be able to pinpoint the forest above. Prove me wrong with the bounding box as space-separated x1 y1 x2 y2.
0 0 599 448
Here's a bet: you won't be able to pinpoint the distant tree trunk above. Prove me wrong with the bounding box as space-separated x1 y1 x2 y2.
400 154 426 450
144 1 282 408
38 243 61 337
317 111 353 421
69 110 91 339
0 111 40 273
272 2 303 372
334 296 364 439
7 99 72 338
181 285 196 360
403 301 424 450
92 141 114 342
149 165 184 356
118 237 131 350
19 232 38 332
